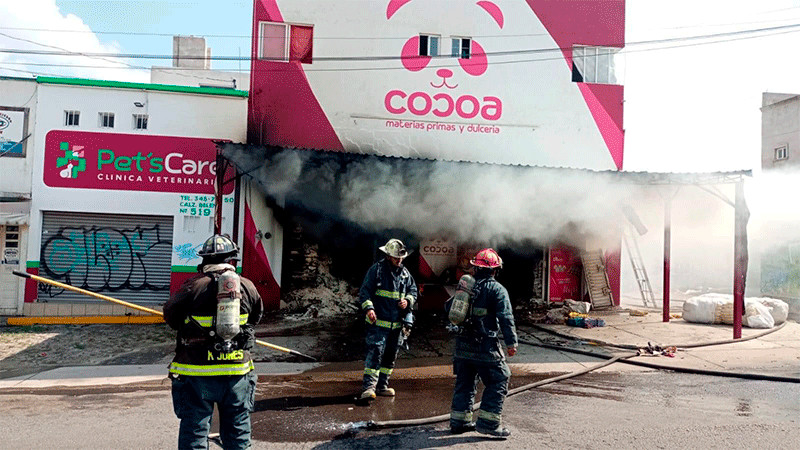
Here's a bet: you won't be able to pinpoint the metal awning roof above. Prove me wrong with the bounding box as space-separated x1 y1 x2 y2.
219 143 751 187
0 197 30 225
0 213 28 226
217 142 751 246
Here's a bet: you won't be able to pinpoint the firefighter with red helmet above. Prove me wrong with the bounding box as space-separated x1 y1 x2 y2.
163 234 263 449
446 248 518 438
357 238 418 401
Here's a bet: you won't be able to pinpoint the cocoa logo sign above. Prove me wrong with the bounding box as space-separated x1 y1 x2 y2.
384 0 505 122
423 245 456 255
385 91 501 120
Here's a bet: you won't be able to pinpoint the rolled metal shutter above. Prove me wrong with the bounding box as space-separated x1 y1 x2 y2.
40 211 174 304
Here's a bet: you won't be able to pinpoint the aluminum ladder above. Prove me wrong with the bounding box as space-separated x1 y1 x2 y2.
580 250 614 310
621 227 658 308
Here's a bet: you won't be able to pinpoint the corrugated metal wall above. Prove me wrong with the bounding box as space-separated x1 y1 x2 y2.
39 211 174 304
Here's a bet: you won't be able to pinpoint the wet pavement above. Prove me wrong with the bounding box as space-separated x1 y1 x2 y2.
250 371 559 443
2 306 799 447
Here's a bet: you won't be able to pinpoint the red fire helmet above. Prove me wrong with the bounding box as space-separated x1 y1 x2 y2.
470 248 503 269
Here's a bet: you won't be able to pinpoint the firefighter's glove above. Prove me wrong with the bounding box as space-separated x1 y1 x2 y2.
366 310 377 324
398 294 413 310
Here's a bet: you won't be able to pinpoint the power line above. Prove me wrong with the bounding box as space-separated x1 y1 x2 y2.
2 22 800 79
4 11 800 39
2 21 800 62
4 25 800 79
0 30 239 84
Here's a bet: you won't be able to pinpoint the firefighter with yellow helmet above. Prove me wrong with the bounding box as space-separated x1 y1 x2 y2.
357 238 418 401
446 248 518 438
163 234 263 449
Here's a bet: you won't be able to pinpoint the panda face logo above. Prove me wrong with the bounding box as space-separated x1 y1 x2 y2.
383 0 505 121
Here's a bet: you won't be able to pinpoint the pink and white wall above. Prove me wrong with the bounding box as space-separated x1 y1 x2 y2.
249 0 624 170
248 0 625 305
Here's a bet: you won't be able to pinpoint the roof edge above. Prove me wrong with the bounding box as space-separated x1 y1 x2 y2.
35 76 248 98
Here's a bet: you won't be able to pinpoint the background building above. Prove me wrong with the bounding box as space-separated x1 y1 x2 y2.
1 75 247 317
761 93 799 170
760 91 800 319
0 76 37 315
150 35 250 91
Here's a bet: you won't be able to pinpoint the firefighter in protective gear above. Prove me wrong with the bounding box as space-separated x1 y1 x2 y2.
357 238 418 401
445 248 518 438
163 234 264 450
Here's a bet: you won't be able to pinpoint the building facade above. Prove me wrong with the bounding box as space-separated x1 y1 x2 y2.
0 77 37 315
761 93 800 170
244 0 626 309
1 76 250 316
760 92 800 319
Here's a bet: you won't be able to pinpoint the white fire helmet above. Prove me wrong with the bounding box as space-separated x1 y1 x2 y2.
379 238 408 259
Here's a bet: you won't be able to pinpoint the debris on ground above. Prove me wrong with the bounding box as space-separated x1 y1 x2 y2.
637 342 677 357
282 243 360 319
565 312 606 328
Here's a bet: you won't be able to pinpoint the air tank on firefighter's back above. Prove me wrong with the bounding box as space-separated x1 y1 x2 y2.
216 270 242 342
449 274 475 325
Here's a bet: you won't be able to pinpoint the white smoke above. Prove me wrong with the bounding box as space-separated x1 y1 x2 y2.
621 169 800 301
339 159 652 248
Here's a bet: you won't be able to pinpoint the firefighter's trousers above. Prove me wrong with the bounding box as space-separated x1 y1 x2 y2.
362 324 402 392
171 371 257 450
450 357 511 430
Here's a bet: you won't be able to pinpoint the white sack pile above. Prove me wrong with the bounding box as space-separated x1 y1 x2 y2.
682 293 789 329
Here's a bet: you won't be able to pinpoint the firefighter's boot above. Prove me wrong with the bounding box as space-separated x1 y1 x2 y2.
376 372 395 396
359 388 376 401
476 423 511 438
376 387 395 397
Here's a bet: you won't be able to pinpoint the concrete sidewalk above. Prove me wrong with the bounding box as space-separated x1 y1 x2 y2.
520 308 800 377
1 308 797 389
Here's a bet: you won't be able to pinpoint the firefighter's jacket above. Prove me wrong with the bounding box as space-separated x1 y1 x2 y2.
448 274 518 362
358 259 417 329
164 265 263 376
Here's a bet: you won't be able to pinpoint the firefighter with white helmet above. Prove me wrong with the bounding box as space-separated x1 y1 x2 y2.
446 248 518 438
163 234 263 449
357 238 418 401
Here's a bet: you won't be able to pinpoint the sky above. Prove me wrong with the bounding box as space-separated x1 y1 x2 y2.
2 0 799 173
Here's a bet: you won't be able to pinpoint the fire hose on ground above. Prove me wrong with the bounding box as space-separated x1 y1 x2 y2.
11 270 317 362
360 322 799 431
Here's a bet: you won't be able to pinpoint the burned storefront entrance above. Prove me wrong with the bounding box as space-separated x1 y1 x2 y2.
219 143 640 313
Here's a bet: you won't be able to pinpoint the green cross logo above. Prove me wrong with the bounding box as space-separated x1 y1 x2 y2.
56 141 86 179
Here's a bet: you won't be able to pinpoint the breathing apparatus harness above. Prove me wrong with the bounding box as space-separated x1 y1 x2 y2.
448 274 497 341
183 263 245 354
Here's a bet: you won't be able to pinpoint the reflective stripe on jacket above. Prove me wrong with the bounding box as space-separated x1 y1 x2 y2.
357 259 418 325
163 269 263 376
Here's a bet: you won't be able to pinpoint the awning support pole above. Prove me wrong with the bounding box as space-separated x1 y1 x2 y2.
733 180 749 339
663 195 671 323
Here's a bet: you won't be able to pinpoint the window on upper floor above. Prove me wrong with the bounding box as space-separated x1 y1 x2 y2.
451 37 472 59
258 21 313 64
64 110 80 126
133 114 148 130
419 34 440 57
572 46 621 85
4 225 19 249
98 112 115 128
775 144 789 161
